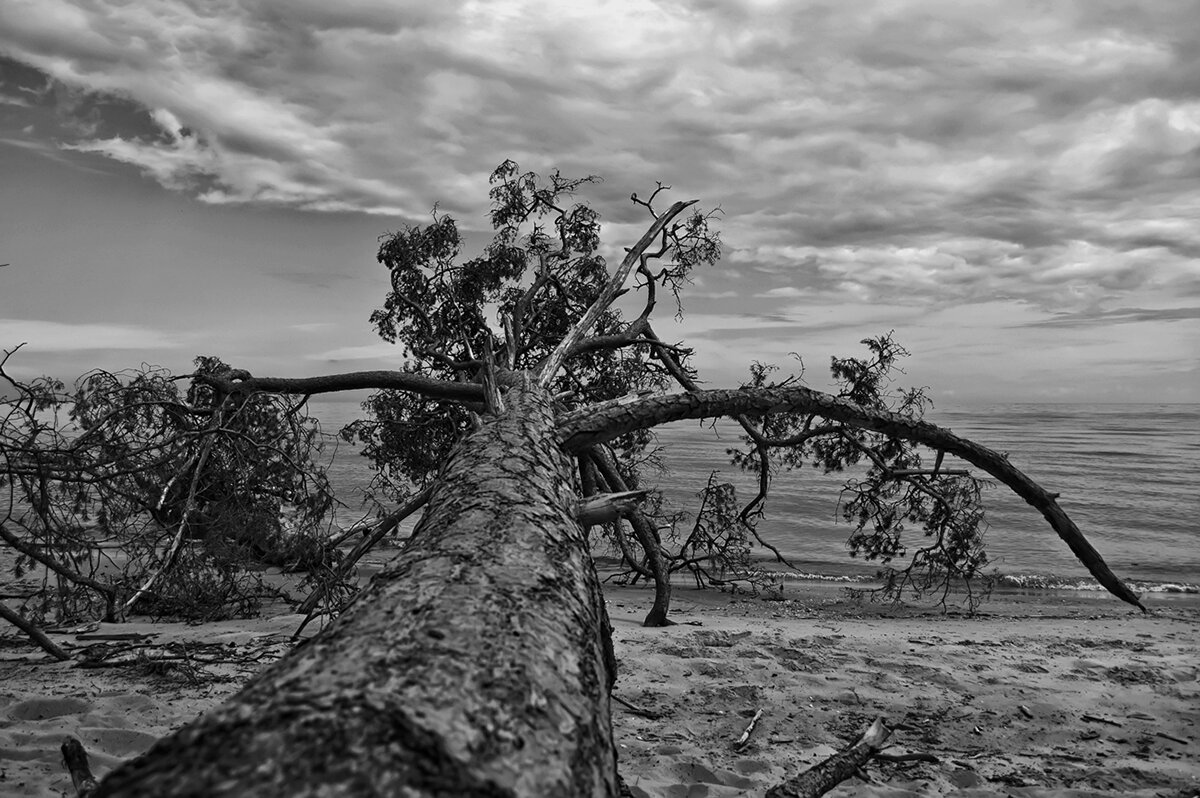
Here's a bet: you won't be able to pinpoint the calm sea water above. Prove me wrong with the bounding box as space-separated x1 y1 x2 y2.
308 401 1200 594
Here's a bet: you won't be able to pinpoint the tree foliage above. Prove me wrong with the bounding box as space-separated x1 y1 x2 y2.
725 333 993 606
348 164 717 487
329 162 1093 618
0 348 338 627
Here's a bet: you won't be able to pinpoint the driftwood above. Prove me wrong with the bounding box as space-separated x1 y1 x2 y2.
0 602 69 661
61 737 99 798
611 693 662 720
1156 731 1189 745
735 708 765 750
766 717 892 798
1082 713 1123 727
573 489 652 526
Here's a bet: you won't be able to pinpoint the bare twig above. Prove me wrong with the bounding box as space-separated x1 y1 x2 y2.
735 708 765 750
294 485 435 623
121 412 221 617
612 693 662 720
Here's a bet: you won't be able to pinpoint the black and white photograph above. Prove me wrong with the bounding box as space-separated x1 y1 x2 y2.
1 2 1197 795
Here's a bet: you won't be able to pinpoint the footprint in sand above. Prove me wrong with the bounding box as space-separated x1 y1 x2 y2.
665 759 759 796
76 727 162 758
5 696 91 721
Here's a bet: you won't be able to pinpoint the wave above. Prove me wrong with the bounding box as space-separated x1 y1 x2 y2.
993 573 1200 594
771 568 1200 594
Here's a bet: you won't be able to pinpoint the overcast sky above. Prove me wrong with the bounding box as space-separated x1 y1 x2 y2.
1 0 1197 406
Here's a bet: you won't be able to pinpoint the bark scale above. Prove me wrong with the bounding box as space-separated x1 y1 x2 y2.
94 388 620 797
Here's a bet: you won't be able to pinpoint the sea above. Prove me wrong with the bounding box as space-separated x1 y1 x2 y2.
307 400 1200 597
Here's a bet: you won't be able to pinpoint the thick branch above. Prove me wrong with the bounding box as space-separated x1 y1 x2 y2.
585 447 673 627
197 371 484 403
574 490 652 527
61 737 100 798
537 200 697 386
0 523 117 621
767 717 891 798
558 386 1144 610
0 602 69 661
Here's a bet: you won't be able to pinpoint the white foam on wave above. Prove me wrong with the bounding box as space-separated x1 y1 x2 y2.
771 569 1200 594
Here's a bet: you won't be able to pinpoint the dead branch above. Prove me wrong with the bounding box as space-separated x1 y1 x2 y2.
195 370 484 404
574 490 652 526
767 717 892 798
295 484 435 619
60 737 99 798
1082 713 1123 727
121 413 221 617
735 708 765 750
586 446 673 626
612 693 662 720
538 199 697 386
0 523 117 621
0 602 69 660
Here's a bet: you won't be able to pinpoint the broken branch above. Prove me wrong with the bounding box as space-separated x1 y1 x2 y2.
767 717 892 798
574 489 652 526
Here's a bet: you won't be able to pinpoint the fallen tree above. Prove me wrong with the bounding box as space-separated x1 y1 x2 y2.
5 163 1141 795
79 374 1141 796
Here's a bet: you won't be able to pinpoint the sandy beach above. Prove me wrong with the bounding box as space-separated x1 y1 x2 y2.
1 582 1197 797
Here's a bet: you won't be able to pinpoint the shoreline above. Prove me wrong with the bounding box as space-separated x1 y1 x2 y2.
2 580 1197 796
590 551 1200 597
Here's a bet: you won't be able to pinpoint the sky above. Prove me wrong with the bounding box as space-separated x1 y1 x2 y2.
1 0 1198 406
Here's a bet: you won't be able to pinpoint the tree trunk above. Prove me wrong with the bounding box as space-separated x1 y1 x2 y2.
94 388 620 797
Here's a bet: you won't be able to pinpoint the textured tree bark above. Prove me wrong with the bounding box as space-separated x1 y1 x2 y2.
93 388 621 797
61 737 100 798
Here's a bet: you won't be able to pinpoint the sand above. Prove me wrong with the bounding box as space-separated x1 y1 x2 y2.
1 584 1197 797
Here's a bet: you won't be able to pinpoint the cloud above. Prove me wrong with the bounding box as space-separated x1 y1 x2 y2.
757 286 809 299
0 319 184 351
0 135 112 173
1 0 1197 402
1023 306 1200 328
307 341 403 363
